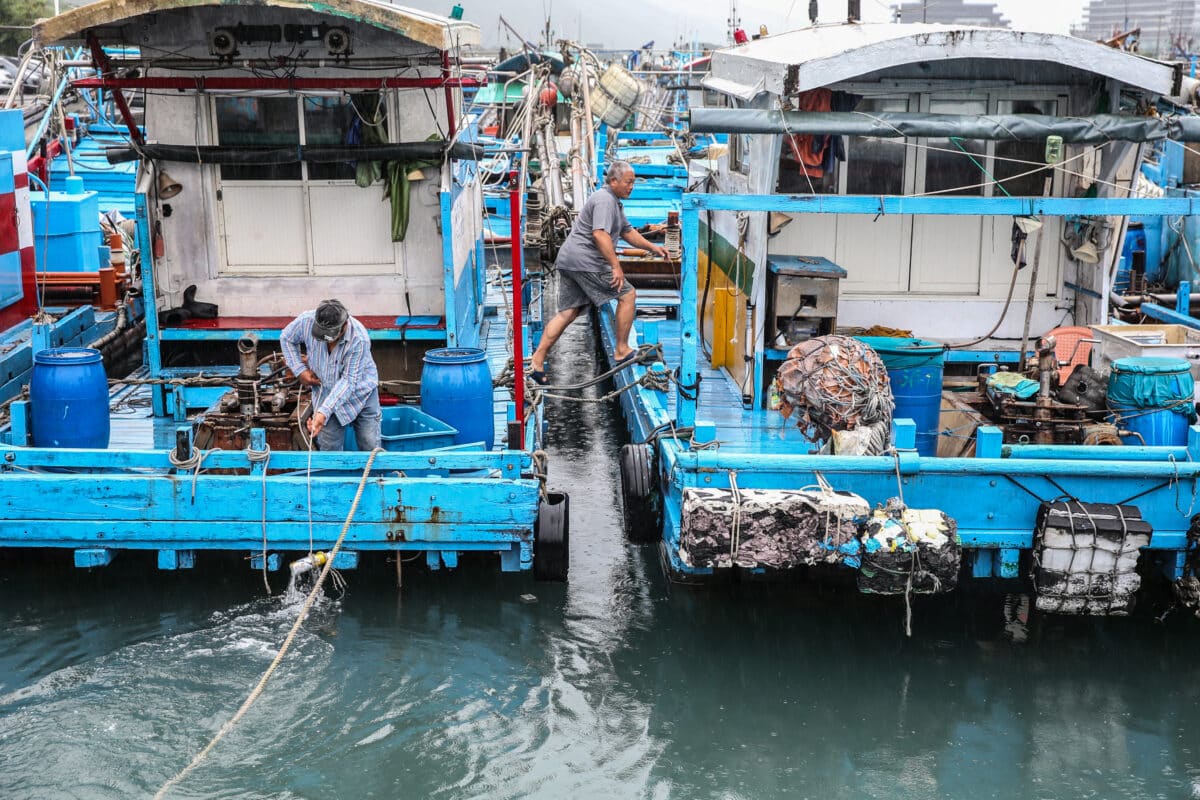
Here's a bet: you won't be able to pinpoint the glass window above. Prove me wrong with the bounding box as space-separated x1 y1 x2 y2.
304 95 358 180
732 133 752 174
994 99 1058 196
924 98 987 196
215 97 301 181
846 97 908 195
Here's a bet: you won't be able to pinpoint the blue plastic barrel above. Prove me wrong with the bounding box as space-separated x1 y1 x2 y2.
1107 356 1195 446
30 347 110 448
420 348 494 447
856 337 945 457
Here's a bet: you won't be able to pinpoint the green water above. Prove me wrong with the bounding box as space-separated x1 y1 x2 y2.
1 327 1198 799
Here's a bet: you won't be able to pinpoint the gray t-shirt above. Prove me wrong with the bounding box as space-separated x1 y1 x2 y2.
555 186 633 273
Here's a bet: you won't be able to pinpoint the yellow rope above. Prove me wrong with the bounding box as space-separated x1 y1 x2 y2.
154 447 382 800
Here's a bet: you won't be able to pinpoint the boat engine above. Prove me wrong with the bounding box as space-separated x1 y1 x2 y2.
191 334 310 451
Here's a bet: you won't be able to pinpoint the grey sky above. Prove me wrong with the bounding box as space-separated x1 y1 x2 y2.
400 0 1088 49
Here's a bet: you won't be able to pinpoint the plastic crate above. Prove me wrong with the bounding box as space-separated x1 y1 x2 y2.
344 405 458 451
1090 324 1200 383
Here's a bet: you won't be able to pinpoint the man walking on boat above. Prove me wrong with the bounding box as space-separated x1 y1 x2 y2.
281 299 382 451
528 160 668 385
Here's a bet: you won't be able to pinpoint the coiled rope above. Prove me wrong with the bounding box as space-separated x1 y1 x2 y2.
154 447 382 800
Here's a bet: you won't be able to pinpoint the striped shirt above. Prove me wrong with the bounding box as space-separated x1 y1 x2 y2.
281 311 379 425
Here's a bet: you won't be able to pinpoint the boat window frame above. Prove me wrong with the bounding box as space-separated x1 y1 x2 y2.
209 90 393 185
208 89 401 277
914 88 1067 198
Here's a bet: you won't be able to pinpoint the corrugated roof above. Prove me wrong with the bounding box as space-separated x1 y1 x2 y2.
35 0 480 50
705 23 1176 101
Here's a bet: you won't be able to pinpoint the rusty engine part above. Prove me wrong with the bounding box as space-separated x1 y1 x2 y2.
975 336 1112 445
191 334 310 452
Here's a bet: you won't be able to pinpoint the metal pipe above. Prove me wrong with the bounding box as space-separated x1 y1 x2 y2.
24 70 71 160
86 33 143 146
71 75 481 91
238 334 260 379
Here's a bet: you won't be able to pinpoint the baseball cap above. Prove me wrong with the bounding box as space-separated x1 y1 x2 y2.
313 299 348 342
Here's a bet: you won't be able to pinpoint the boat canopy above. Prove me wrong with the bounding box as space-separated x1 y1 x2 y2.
491 51 566 76
35 0 480 50
703 23 1177 102
689 108 1200 142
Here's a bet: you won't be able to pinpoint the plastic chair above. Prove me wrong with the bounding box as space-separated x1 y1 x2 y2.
1047 325 1096 383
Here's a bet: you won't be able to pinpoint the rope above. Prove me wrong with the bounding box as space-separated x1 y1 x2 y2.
154 447 382 800
167 447 211 504
247 444 272 595
888 450 902 506
727 470 742 561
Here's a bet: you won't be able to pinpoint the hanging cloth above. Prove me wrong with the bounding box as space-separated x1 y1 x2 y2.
383 134 442 242
785 88 833 179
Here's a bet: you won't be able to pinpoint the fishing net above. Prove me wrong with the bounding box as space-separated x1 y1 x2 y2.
776 335 894 454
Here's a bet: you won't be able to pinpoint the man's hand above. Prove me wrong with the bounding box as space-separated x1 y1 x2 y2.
297 369 321 386
653 244 670 259
610 264 626 289
307 411 327 437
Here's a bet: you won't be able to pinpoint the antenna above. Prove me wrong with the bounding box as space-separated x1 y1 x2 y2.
728 0 741 44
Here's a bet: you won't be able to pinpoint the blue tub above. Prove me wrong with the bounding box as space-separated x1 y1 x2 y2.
1107 356 1195 446
345 405 458 451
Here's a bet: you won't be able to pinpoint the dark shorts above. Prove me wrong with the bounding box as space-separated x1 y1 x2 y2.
557 269 634 313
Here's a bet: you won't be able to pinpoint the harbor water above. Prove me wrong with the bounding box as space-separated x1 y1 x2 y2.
1 325 1198 799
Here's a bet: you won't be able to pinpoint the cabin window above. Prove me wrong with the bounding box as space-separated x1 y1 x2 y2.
214 97 302 180
845 97 908 195
303 96 359 180
993 99 1058 196
214 94 385 182
923 98 987 196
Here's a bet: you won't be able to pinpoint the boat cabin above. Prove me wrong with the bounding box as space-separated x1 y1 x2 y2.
694 23 1180 395
36 0 486 362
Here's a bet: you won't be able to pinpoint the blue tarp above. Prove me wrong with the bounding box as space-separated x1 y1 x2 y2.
1107 357 1196 419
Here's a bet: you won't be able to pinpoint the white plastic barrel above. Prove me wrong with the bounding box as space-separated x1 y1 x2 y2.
591 64 643 127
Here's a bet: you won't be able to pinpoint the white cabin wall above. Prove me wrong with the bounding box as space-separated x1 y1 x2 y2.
139 7 455 318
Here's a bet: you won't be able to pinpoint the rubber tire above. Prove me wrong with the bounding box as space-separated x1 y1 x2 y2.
620 443 661 542
534 492 570 582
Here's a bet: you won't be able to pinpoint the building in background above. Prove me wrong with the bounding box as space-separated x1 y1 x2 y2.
891 0 1009 26
1072 0 1200 58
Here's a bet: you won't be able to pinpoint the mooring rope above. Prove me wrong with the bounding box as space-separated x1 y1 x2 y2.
154 447 382 800
246 444 272 595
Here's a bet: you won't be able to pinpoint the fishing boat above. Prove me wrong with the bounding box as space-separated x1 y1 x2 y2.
0 0 568 582
603 20 1200 616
